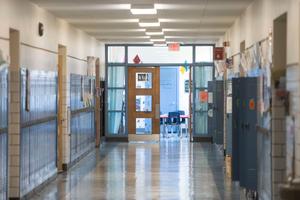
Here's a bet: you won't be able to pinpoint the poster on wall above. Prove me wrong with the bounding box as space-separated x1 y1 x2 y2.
286 116 295 180
226 97 232 114
199 91 208 102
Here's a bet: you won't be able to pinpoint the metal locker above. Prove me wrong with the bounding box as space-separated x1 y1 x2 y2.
243 77 258 191
0 66 8 200
226 80 233 156
231 78 241 181
213 80 224 145
238 78 247 188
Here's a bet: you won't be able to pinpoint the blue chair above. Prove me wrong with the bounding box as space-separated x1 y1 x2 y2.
166 111 181 136
178 110 188 137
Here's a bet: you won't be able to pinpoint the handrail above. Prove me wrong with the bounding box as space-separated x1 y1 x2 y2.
21 115 57 129
71 107 95 116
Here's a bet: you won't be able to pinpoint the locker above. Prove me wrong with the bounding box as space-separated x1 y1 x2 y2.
212 80 224 145
231 78 241 181
231 77 258 192
242 77 258 191
20 69 57 197
70 74 96 164
0 66 8 200
226 80 233 156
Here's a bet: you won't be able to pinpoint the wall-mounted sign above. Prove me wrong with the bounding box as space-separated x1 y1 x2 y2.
199 91 208 102
168 43 180 51
133 54 141 64
214 47 225 61
184 80 189 93
137 73 149 81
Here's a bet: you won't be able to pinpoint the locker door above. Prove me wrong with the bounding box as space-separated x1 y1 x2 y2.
0 67 8 200
207 81 214 136
244 77 258 191
231 78 240 181
226 80 233 156
214 80 224 145
239 78 247 187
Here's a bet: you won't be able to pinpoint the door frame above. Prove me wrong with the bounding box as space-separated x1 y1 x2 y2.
105 44 215 141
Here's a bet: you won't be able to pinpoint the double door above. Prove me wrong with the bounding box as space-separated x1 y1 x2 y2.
232 77 259 191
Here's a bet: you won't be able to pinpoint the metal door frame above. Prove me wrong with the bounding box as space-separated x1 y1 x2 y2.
105 44 215 140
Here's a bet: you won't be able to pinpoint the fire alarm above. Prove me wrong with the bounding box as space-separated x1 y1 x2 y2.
38 22 44 37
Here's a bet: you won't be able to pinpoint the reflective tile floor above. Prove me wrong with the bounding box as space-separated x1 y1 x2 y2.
31 138 240 200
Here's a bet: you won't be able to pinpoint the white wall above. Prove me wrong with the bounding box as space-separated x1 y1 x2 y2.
220 0 299 65
0 0 105 74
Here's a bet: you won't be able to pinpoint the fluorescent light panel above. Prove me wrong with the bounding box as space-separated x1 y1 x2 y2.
146 31 164 35
139 19 160 27
150 38 166 42
130 4 157 15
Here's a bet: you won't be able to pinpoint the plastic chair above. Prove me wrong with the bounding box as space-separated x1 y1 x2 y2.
166 111 181 137
178 110 188 137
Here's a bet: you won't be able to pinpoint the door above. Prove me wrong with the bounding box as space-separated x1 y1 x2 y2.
128 67 160 141
160 67 178 114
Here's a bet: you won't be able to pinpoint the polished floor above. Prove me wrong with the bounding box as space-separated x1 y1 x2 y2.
31 138 240 200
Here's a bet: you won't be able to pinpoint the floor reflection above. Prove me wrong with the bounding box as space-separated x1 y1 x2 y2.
31 139 239 200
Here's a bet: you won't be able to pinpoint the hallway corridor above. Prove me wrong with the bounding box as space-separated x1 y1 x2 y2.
31 140 240 200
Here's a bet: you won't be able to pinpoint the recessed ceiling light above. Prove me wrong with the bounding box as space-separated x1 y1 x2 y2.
139 19 160 27
146 31 164 36
150 38 166 42
130 4 157 15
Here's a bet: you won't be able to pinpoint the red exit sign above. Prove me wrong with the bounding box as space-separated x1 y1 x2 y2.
168 43 180 51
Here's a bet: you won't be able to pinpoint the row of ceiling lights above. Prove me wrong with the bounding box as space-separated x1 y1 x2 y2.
130 4 166 46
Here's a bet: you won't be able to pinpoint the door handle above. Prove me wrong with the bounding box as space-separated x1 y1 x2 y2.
155 104 160 119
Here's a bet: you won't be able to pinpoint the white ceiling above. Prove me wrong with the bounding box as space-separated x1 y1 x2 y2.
30 0 254 44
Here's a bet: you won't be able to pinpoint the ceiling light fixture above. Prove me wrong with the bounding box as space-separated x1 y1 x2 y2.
130 4 157 15
150 38 166 42
146 32 164 36
139 19 160 27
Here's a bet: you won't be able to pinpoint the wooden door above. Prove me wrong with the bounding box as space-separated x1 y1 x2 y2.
128 67 160 141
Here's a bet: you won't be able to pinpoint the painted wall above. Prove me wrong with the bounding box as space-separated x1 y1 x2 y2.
219 0 299 65
0 0 105 75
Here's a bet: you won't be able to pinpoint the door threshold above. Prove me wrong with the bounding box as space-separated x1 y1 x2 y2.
128 134 160 142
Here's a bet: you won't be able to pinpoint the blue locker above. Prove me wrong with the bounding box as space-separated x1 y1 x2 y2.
231 78 241 181
213 80 224 145
226 80 233 156
0 67 8 200
232 77 258 192
243 77 258 191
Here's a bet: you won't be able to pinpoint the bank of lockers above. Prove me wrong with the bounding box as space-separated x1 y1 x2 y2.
70 74 95 164
0 67 8 200
232 77 259 191
208 80 224 145
20 69 58 197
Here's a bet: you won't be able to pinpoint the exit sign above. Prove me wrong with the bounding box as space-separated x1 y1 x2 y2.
168 43 180 51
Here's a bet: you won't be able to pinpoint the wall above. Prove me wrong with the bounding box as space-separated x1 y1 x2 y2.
220 0 299 65
0 0 105 73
